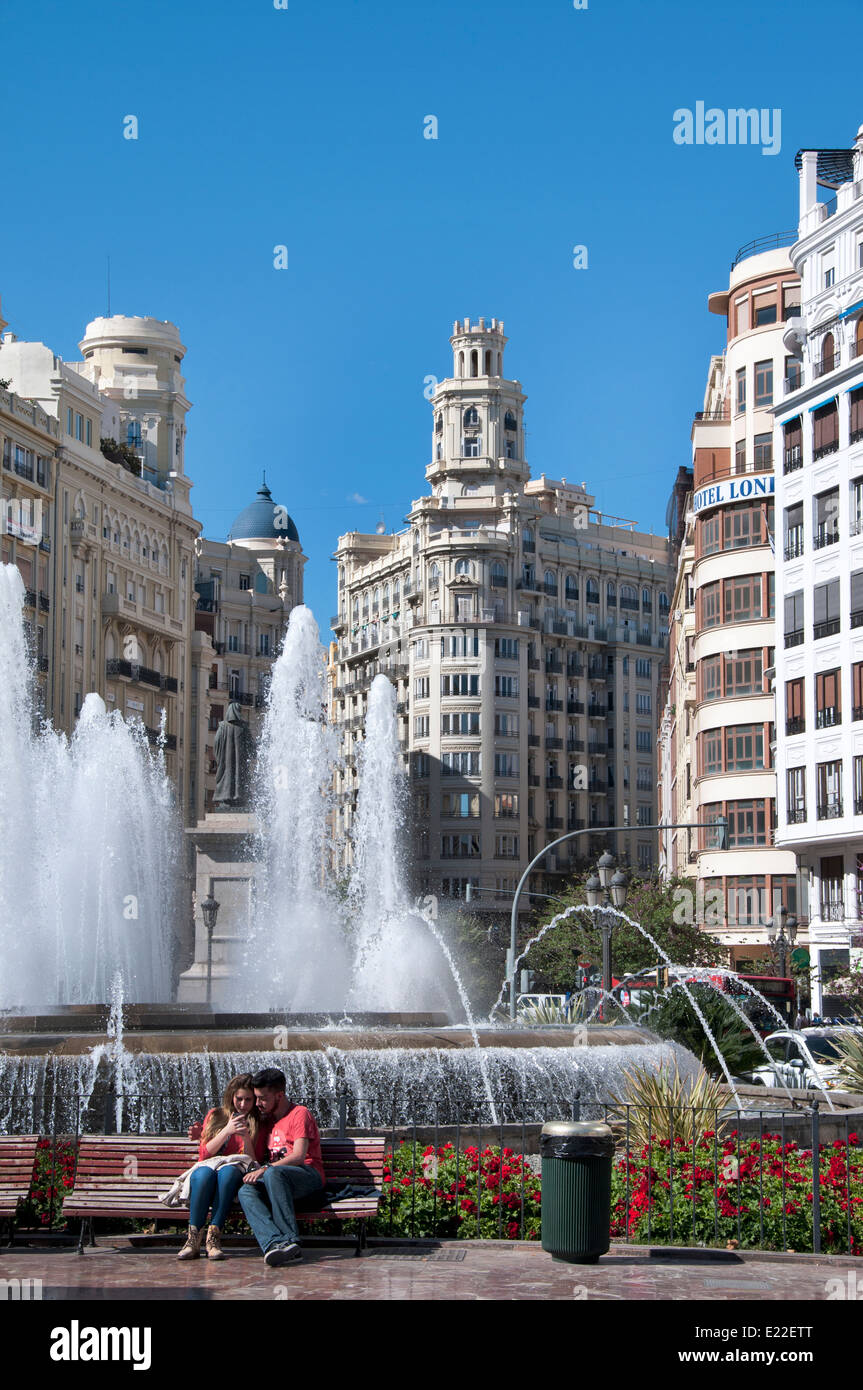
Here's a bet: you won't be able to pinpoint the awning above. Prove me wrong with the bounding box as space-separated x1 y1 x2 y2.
838 298 863 321
808 396 838 412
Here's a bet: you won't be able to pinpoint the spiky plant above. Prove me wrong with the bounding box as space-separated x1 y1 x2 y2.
609 1059 732 1151
834 1031 863 1094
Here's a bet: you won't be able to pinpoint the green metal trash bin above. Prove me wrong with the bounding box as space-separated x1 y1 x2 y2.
540 1120 614 1264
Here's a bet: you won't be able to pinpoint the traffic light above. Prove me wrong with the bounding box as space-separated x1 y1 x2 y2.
657 966 670 989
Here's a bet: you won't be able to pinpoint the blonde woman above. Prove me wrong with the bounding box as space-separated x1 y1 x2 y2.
178 1073 268 1261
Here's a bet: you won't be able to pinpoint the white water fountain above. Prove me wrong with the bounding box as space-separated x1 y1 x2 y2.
0 565 178 1007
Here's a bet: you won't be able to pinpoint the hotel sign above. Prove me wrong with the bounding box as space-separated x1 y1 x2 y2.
692 473 774 516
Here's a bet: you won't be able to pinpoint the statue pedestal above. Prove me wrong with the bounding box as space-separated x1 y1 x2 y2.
176 811 259 1004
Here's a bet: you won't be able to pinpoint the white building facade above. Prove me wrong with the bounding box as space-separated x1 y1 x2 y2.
773 126 863 1011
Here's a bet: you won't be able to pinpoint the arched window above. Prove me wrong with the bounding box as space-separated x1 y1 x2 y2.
372 587 380 612
436 443 443 460
470 349 478 377
352 598 359 620
658 592 670 613
362 591 369 614
586 577 599 605
383 584 390 610
543 569 557 595
642 587 652 609
490 561 506 589
607 581 616 606
463 405 479 427
455 559 471 576
393 579 400 603
504 411 517 432
429 563 440 588
621 583 637 608
435 413 443 434
565 574 578 601
126 420 142 450
484 350 492 375
458 351 464 377
856 316 863 358
821 331 835 374
523 526 533 549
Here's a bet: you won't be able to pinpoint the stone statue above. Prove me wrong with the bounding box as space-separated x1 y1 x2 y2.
213 701 253 807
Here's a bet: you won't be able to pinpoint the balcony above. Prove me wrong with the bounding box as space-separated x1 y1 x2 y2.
813 527 839 551
587 780 607 794
566 738 585 753
815 707 841 730
816 801 843 820
528 774 541 788
546 775 564 789
545 817 564 831
786 806 807 824
784 534 804 560
516 577 540 593
527 695 541 709
543 582 558 598
545 656 563 674
785 716 805 735
38 656 49 673
783 447 803 474
528 734 540 747
820 902 845 922
854 706 863 722
566 662 584 678
331 613 347 631
851 610 863 630
785 629 805 648
522 539 535 554
545 698 563 712
856 798 863 816
587 703 607 718
545 736 563 750
567 699 584 715
813 441 839 462
527 657 540 671
814 351 840 379
813 619 840 640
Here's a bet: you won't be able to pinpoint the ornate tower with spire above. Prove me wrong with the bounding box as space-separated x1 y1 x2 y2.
427 317 528 497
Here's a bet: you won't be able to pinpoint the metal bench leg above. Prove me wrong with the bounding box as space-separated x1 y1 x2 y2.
89 1218 96 1248
77 1219 86 1255
355 1220 366 1257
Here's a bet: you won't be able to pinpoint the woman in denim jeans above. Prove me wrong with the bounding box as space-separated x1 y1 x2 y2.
179 1073 267 1261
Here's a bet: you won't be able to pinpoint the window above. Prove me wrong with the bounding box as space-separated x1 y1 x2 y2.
783 417 803 472
782 284 801 320
259 633 270 655
723 574 762 623
414 714 430 737
85 419 92 447
814 489 839 548
494 752 519 777
735 438 746 473
586 578 599 605
727 799 769 847
815 669 841 729
490 562 507 590
442 751 481 776
785 355 802 391
753 432 772 468
606 580 616 607
441 711 480 735
441 834 481 858
494 793 519 818
784 590 804 646
754 360 773 408
851 390 863 446
725 724 765 771
565 574 578 601
735 297 749 335
463 405 479 427
820 855 844 919
239 574 250 590
455 559 472 577
413 753 430 779
853 571 863 627
442 673 479 696
816 761 843 819
813 579 840 639
813 400 838 460
784 503 803 559
636 692 651 714
635 658 651 679
635 729 651 752
493 673 518 698
414 676 429 699
785 677 805 734
701 655 722 701
703 729 723 775
442 792 479 818
754 299 777 326
725 649 763 697
494 637 518 659
495 711 519 736
636 765 652 791
822 248 836 289
787 767 806 823
736 367 746 413
700 514 720 555
494 833 520 858
853 662 863 720
701 581 720 627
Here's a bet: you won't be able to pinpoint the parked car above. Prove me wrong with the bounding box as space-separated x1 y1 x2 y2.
749 1027 863 1090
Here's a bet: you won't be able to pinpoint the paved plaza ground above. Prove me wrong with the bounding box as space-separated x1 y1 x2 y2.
1 1238 856 1301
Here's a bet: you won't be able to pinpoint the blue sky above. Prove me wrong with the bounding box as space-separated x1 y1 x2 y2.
2 0 860 623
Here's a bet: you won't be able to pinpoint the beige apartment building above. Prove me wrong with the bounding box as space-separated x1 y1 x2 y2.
189 480 306 821
0 312 200 821
332 318 673 911
658 245 802 966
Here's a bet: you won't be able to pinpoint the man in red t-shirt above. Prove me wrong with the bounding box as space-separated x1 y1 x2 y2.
237 1067 325 1267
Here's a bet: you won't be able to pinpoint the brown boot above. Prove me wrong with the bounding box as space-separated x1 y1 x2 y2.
177 1225 203 1260
206 1225 226 1260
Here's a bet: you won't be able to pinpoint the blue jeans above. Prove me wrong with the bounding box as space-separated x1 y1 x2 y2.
188 1164 245 1230
237 1165 324 1253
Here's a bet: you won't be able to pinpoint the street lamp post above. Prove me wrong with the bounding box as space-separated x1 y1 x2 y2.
507 817 728 1021
767 906 798 978
585 852 629 996
200 892 220 1006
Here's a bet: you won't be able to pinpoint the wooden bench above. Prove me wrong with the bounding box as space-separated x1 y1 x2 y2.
0 1136 40 1245
64 1135 386 1255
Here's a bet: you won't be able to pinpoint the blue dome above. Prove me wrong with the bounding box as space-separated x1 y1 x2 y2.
228 480 299 543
